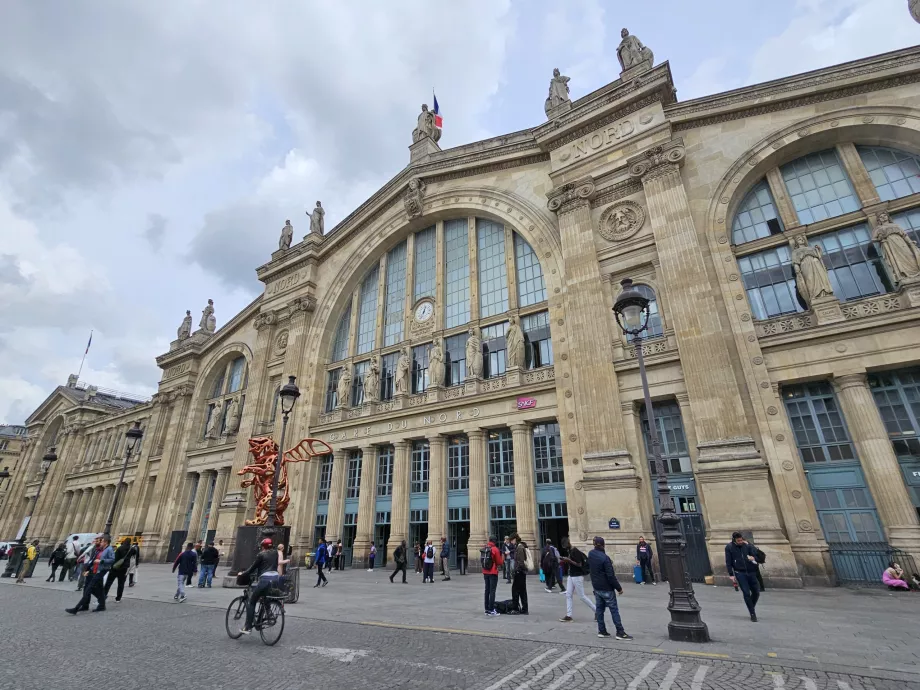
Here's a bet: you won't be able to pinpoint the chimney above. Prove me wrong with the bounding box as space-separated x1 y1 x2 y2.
66 374 78 388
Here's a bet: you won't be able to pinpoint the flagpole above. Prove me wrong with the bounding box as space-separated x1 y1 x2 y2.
77 329 92 379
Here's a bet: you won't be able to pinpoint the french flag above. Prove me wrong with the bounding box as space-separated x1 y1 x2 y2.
433 93 443 129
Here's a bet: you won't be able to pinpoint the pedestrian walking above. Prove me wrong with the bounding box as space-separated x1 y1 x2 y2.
64 535 80 582
390 540 408 583
636 536 656 585
198 542 220 587
368 543 376 571
414 542 422 574
104 538 132 602
313 537 329 588
127 541 140 587
276 543 291 576
481 536 503 616
172 542 197 603
743 537 767 592
186 540 202 586
75 540 95 590
541 539 561 593
439 537 451 581
47 542 66 582
502 536 513 583
65 535 114 614
509 533 530 615
15 540 39 583
726 531 761 622
327 540 338 574
587 536 632 640
559 537 596 622
422 539 436 583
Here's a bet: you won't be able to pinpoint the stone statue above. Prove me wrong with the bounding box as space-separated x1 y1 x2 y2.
204 404 220 439
506 315 525 369
279 219 293 250
429 341 445 387
466 327 483 379
363 356 380 403
395 348 411 394
791 235 835 305
225 397 241 434
873 212 920 284
199 299 216 333
911 0 920 24
617 28 654 72
337 364 352 408
404 177 426 219
544 68 571 116
307 201 325 235
177 310 192 340
412 104 441 144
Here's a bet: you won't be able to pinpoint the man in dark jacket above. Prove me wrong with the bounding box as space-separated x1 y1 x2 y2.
389 539 408 584
172 542 198 603
542 539 561 593
439 537 451 581
636 536 656 585
103 538 132 601
510 533 529 615
725 531 760 621
587 537 632 640
66 535 114 614
240 538 281 635
198 542 220 588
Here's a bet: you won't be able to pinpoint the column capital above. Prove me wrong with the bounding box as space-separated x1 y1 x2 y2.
466 428 486 441
833 372 869 392
394 440 411 450
217 466 232 477
621 400 638 414
675 392 691 405
361 444 378 456
428 435 448 448
546 176 596 215
627 139 685 182
510 422 531 433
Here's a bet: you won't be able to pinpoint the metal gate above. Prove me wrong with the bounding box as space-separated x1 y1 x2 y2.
166 530 188 563
652 513 712 583
828 542 917 585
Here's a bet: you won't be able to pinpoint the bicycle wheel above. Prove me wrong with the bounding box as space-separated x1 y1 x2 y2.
258 600 285 646
225 596 247 639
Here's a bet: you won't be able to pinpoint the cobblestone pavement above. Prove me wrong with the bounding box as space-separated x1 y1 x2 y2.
3 565 919 690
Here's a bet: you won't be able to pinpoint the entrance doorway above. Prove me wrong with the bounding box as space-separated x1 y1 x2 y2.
448 521 470 569
537 502 569 547
490 520 517 545
374 524 391 567
652 513 712 582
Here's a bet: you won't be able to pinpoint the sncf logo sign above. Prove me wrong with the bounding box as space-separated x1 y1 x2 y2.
516 397 537 410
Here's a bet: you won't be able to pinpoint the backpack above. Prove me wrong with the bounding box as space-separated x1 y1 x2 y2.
426 546 434 559
524 547 534 572
755 548 766 565
494 599 517 614
480 546 494 571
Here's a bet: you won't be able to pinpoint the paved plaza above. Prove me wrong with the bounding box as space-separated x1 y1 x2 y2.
1 562 918 690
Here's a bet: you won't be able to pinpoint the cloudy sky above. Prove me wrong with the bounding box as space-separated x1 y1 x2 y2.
1 0 916 424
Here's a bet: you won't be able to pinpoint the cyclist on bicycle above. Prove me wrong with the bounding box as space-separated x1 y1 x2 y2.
240 538 280 635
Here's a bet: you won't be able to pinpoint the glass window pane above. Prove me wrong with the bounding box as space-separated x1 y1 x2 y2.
858 146 920 202
781 150 858 224
413 226 436 302
533 422 564 485
356 266 379 354
738 245 804 320
444 219 471 328
812 223 891 301
514 233 547 306
227 357 246 393
477 219 509 317
444 332 469 386
732 179 784 245
383 241 407 346
330 303 352 362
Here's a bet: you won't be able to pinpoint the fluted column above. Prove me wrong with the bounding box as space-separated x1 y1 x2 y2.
113 481 132 535
467 430 488 570
385 441 411 561
511 423 537 548
207 468 231 534
72 488 92 534
325 450 349 544
352 445 379 568
834 373 920 551
96 485 116 533
186 472 211 542
64 489 86 537
427 436 447 546
50 491 74 542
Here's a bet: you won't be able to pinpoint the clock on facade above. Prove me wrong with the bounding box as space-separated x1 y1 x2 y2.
415 301 433 322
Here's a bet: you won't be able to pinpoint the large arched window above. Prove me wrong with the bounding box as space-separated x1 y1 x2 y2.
731 143 920 322
202 355 247 440
633 285 664 338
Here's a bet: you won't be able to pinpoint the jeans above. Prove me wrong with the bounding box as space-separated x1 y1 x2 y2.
595 590 625 635
104 569 127 600
245 575 279 629
316 563 328 585
176 573 186 598
544 565 562 591
66 560 77 581
198 564 216 587
483 573 498 612
511 571 528 613
503 557 512 582
735 571 760 615
565 575 596 617
639 559 655 584
369 556 375 570
390 563 407 583
441 556 451 579
423 562 434 582
76 572 106 610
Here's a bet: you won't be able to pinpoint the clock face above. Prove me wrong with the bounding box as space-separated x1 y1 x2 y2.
415 302 433 322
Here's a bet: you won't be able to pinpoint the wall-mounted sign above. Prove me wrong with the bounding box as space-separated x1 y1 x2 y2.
608 517 620 530
517 397 537 410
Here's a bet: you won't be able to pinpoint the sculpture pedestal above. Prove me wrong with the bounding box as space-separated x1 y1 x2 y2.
620 60 653 81
222 524 291 588
409 136 441 164
900 278 920 307
811 296 845 325
545 101 572 120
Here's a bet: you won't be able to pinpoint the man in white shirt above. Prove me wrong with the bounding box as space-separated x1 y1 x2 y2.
64 536 80 582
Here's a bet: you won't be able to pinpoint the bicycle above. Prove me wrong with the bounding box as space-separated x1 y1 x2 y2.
226 581 286 646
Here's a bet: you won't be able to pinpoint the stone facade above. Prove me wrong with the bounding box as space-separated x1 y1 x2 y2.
3 43 920 586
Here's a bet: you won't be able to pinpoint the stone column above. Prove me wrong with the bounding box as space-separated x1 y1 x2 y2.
96 485 116 533
427 436 447 545
325 450 348 544
135 477 157 534
186 473 211 543
836 143 881 207
467 429 488 571
207 468 231 534
510 423 537 547
33 428 78 540
73 488 93 534
627 140 793 572
65 489 86 537
50 491 74 542
352 445 379 568
385 441 411 561
834 373 920 552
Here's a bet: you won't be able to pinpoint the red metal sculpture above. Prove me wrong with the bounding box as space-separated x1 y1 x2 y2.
239 436 333 526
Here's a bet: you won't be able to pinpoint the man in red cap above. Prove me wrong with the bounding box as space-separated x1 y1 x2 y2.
239 538 281 634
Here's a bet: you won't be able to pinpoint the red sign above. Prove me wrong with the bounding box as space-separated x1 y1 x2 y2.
516 397 537 410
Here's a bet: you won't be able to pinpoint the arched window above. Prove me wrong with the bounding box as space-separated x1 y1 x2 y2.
330 304 351 362
383 242 407 346
633 285 664 338
202 355 248 440
780 149 859 224
732 180 783 245
355 266 379 355
857 146 920 201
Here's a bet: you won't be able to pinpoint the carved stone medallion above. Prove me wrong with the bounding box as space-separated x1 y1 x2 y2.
275 329 289 355
598 200 646 242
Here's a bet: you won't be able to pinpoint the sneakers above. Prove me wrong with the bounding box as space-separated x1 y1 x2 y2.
598 632 611 638
639 582 645 585
178 595 187 603
65 608 78 615
559 616 573 622
544 587 553 593
321 581 328 587
239 627 252 635
173 594 179 600
652 582 657 586
314 584 321 588
615 632 634 640
750 613 758 622
486 610 501 616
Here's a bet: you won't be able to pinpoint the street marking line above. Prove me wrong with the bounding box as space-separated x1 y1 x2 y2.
515 651 579 690
767 652 778 658
543 654 599 690
482 649 559 690
295 646 370 663
360 621 507 637
651 648 665 652
773 675 785 688
799 678 818 690
690 665 709 690
659 663 681 690
836 682 852 690
627 660 659 690
678 651 731 659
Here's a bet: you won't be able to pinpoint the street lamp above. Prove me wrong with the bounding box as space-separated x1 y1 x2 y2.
613 279 710 643
2 447 57 578
103 421 144 538
266 376 300 527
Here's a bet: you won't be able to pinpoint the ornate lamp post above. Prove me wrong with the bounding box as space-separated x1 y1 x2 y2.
2 447 57 578
613 279 710 643
266 376 300 528
103 421 144 538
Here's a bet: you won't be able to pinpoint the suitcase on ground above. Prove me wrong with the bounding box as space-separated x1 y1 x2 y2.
495 599 517 614
633 565 644 583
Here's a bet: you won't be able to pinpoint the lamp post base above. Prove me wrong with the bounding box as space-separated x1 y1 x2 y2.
1 544 26 578
223 524 291 587
667 611 711 643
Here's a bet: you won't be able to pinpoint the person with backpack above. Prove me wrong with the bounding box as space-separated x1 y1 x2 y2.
744 537 767 591
439 537 451 581
198 542 220 587
389 540 408 584
327 541 338 574
103 538 132 601
635 536 656 585
75 539 96 591
559 536 595 622
413 542 422 574
47 542 67 582
64 535 80 581
368 543 377 572
481 536 503 616
422 539 436 583
66 535 114 614
725 531 761 622
172 542 198 603
588 536 633 640
127 541 140 587
541 539 562 593
509 533 530 615
313 537 329 588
